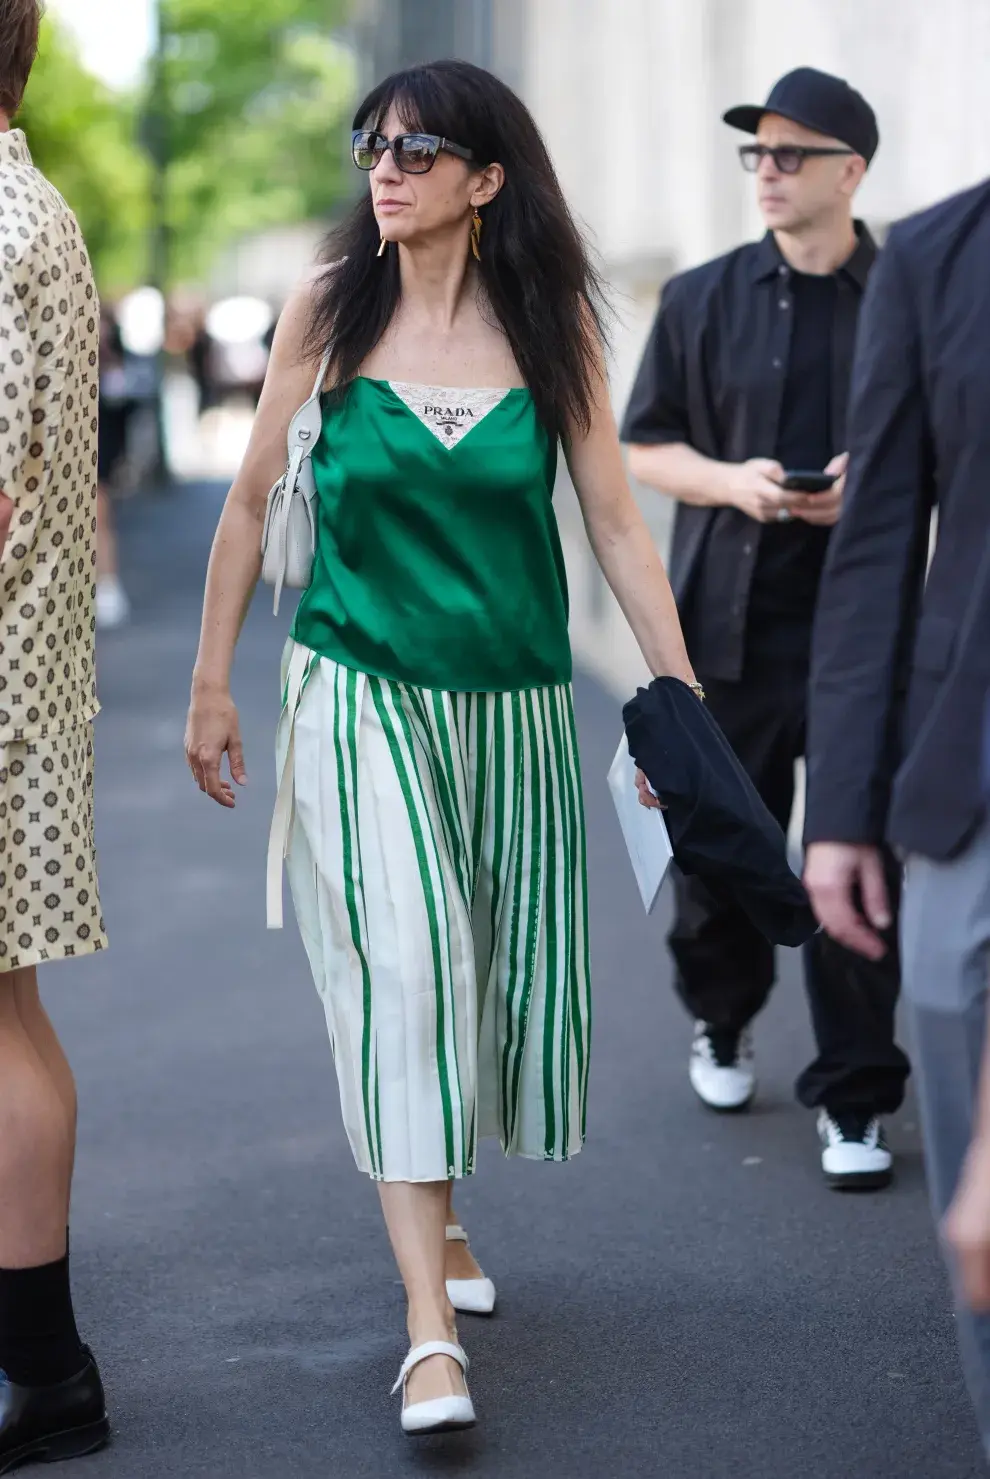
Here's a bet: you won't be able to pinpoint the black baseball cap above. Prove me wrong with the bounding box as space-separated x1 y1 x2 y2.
722 67 879 164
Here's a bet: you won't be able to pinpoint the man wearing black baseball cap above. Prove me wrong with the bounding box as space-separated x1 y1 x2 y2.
621 68 907 1188
722 66 879 164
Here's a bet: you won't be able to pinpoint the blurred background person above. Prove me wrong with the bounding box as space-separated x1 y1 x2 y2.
804 169 990 1457
621 68 907 1187
95 306 133 630
186 305 218 421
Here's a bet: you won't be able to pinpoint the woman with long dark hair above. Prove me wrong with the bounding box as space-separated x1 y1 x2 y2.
186 60 697 1435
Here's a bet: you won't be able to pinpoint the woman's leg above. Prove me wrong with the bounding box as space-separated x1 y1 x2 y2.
0 969 72 1265
379 1180 467 1404
445 1182 485 1282
13 973 77 1194
95 485 117 583
95 484 130 629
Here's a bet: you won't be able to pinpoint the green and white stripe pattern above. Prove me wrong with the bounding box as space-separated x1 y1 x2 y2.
277 640 591 1182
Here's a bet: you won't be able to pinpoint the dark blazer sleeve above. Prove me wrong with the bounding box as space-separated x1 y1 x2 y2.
804 231 935 845
620 280 692 447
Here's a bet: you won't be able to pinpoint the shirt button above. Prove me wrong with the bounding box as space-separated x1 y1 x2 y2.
777 264 788 277
779 298 789 309
743 542 753 556
772 357 783 369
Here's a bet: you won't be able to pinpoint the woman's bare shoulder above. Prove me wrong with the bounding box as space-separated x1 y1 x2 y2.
272 261 342 368
278 261 337 325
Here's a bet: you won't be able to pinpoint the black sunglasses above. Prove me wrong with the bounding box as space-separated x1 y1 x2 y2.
352 130 475 175
739 143 855 175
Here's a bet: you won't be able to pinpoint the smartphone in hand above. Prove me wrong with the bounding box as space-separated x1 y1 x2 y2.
781 471 838 494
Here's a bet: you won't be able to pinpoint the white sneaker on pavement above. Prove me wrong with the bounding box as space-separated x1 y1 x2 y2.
817 1110 893 1190
95 576 130 630
689 1023 756 1112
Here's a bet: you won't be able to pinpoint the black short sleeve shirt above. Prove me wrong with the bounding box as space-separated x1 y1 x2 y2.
621 225 877 682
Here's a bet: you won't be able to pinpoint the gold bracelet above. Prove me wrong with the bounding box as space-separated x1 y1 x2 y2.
688 681 705 702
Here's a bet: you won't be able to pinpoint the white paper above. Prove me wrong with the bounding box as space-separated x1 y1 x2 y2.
607 737 674 915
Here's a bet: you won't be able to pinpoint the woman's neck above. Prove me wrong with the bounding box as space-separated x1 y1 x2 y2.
397 227 478 332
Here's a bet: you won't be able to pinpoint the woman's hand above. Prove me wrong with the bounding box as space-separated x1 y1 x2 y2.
185 681 247 808
635 767 663 811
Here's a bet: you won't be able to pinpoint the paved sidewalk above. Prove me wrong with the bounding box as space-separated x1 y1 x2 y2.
47 480 984 1477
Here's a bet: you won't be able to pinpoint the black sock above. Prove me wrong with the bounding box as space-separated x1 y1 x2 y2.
0 1255 86 1386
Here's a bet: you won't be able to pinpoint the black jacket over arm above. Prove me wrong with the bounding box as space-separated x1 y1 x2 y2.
624 679 818 947
805 181 990 859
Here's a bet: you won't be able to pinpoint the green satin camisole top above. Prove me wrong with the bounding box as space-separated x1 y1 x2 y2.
290 376 572 693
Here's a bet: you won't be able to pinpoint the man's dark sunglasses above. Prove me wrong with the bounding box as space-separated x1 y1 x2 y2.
352 130 475 175
739 143 855 175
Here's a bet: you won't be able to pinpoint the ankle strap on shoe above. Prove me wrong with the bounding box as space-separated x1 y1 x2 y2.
445 1225 468 1243
392 1341 468 1395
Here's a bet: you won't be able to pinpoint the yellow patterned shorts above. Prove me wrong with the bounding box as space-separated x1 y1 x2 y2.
0 724 107 974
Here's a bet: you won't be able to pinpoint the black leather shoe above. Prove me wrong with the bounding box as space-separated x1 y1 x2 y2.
0 1349 109 1473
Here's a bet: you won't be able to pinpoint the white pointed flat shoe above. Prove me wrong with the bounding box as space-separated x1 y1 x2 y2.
392 1340 476 1436
445 1225 496 1315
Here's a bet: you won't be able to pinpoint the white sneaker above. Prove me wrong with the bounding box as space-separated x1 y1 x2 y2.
689 1024 756 1112
817 1110 893 1190
95 576 130 630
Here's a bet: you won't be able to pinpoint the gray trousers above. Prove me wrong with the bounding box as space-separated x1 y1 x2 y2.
902 817 990 1454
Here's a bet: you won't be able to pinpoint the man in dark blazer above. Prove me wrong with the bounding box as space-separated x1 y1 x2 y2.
805 179 990 1455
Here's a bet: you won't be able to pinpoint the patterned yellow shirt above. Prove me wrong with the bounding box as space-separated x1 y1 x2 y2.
0 128 99 746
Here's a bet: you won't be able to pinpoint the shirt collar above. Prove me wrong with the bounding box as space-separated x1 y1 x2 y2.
749 220 877 288
0 128 32 169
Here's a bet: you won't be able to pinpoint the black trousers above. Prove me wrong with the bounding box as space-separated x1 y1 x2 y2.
669 673 910 1115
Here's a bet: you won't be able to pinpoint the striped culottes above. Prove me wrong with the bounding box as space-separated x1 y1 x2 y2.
271 640 591 1182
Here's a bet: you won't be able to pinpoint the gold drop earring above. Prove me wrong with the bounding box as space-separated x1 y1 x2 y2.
377 236 387 258
470 211 483 261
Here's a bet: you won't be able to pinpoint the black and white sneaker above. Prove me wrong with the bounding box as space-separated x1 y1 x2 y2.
689 1024 756 1112
817 1110 893 1190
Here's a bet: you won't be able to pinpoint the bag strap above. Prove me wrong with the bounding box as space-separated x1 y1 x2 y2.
309 345 333 402
284 347 332 460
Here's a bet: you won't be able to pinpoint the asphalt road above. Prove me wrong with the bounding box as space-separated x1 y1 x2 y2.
48 480 984 1478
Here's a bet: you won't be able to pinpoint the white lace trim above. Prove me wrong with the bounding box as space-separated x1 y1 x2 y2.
387 381 513 449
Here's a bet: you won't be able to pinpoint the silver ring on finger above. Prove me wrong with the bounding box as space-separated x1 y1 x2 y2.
776 507 792 523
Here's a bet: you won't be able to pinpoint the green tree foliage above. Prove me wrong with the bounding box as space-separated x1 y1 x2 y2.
160 0 357 283
18 21 150 294
18 3 358 293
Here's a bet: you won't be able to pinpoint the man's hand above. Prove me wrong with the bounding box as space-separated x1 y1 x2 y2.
789 451 848 528
721 458 798 523
804 841 891 960
944 1139 990 1312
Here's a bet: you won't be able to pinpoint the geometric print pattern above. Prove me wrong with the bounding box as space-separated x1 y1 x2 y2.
0 722 106 972
0 128 100 747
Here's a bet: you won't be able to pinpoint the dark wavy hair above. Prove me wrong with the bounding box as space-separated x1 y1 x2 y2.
303 60 609 440
0 0 40 115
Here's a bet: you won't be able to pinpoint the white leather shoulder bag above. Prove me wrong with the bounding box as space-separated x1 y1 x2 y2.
260 345 333 614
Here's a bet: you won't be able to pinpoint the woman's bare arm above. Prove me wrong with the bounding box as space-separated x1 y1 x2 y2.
564 363 696 687
185 278 324 806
